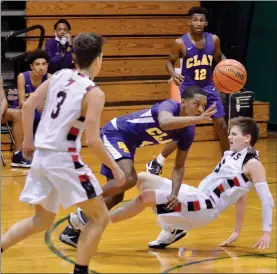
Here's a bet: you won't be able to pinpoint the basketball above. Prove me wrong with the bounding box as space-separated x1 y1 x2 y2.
213 59 247 94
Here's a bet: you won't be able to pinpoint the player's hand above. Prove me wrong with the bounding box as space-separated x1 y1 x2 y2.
172 73 185 86
65 32 72 45
113 167 126 187
167 194 179 210
218 232 240 247
199 103 217 122
253 232 271 249
22 139 35 161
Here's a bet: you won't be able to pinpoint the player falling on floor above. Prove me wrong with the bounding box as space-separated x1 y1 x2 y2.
60 86 217 248
1 33 125 274
107 117 273 249
147 7 229 175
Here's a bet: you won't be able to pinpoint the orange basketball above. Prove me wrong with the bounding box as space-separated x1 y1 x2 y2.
213 59 247 94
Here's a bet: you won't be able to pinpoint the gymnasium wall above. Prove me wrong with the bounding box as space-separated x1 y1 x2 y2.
22 1 269 142
245 1 277 126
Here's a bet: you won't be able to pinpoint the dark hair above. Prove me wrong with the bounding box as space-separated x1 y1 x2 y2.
26 49 49 65
181 86 206 100
73 33 104 69
228 117 260 146
54 19 71 31
188 7 209 20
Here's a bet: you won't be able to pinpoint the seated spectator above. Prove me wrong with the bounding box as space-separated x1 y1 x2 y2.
1 77 31 168
17 49 51 134
45 18 74 73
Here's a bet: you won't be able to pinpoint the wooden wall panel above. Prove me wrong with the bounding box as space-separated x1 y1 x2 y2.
97 57 169 77
27 36 175 56
101 80 170 102
26 17 188 37
26 1 200 16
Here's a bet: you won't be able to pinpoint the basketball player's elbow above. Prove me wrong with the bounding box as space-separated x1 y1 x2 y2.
159 118 172 130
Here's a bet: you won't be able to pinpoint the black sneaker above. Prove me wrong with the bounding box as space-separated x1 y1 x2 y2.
59 225 80 248
146 159 163 175
10 151 31 168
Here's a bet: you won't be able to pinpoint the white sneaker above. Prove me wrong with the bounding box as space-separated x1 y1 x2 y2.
148 228 187 249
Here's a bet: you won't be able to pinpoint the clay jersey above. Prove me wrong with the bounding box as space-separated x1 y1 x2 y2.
35 69 96 153
198 147 257 213
110 99 195 151
180 32 215 89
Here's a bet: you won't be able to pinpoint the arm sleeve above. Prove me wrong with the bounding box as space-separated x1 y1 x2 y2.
255 182 274 232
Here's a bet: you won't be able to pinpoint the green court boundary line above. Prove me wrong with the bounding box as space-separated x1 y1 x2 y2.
162 252 277 273
45 181 277 273
44 216 98 274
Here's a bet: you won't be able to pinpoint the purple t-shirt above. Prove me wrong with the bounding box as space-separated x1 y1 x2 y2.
113 100 195 151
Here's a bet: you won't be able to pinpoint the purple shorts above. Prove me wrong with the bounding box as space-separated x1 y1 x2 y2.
100 122 136 179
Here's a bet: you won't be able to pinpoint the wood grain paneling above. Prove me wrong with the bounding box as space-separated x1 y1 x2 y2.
26 17 188 37
27 36 176 56
26 1 200 16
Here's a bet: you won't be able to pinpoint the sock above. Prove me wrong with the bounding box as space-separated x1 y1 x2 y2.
156 153 166 165
14 151 20 155
74 264 88 274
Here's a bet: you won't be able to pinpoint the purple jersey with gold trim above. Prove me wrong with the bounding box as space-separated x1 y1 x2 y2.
102 100 195 151
180 32 215 91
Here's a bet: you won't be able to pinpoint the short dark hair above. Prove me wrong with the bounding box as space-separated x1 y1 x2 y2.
181 86 206 100
54 19 71 31
188 7 209 20
228 117 260 146
26 49 49 65
73 33 104 69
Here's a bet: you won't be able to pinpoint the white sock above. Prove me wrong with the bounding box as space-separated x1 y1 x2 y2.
14 151 20 155
156 153 166 165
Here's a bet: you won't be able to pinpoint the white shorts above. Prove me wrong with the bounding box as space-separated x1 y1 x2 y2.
20 149 103 213
151 178 218 231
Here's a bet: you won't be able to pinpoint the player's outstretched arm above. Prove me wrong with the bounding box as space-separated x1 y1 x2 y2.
245 159 274 249
83 88 126 186
22 78 50 160
218 195 247 247
158 103 216 131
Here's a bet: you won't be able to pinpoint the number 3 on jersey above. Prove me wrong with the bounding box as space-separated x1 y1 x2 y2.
194 69 207 80
51 91 67 119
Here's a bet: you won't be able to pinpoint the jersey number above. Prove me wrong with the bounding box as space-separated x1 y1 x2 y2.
194 69 207 80
51 91 67 119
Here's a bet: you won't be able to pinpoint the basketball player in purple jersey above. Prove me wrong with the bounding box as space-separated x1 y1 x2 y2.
60 86 217 248
147 7 229 175
17 50 51 135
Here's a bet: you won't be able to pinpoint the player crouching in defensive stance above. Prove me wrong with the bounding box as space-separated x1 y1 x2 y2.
108 117 274 249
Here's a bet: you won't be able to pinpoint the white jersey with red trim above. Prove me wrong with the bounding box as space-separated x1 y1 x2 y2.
35 69 96 153
198 147 255 213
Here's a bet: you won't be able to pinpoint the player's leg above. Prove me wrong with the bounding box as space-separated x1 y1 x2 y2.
73 195 109 273
146 141 177 175
1 205 56 252
204 85 229 154
2 108 31 167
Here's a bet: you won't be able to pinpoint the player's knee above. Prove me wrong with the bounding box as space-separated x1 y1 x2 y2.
125 172 138 189
139 189 156 206
89 207 110 229
137 172 151 190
